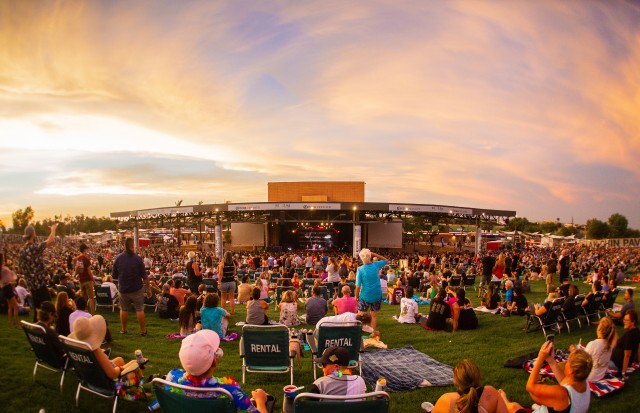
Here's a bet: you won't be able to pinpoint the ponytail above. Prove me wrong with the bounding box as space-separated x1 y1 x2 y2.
455 387 479 413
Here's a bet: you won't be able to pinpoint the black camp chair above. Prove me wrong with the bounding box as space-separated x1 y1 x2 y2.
293 391 390 413
275 286 295 305
601 288 619 312
60 335 143 413
561 294 585 333
305 286 329 301
582 291 604 326
525 297 566 337
336 283 356 298
449 275 462 288
463 274 476 291
308 321 364 380
152 377 235 413
240 324 295 385
95 285 116 312
21 321 69 391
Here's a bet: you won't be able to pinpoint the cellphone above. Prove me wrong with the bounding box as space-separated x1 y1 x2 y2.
546 334 555 342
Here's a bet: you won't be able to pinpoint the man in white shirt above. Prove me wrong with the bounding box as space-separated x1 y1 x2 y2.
69 296 92 333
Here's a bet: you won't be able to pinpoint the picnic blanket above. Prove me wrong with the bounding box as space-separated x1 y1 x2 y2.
361 345 453 392
523 353 640 397
474 306 499 314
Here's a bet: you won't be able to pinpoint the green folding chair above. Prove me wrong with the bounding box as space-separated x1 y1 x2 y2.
240 324 295 384
95 285 116 312
21 321 69 391
60 336 143 413
152 377 235 413
275 286 295 305
308 321 363 379
293 391 390 413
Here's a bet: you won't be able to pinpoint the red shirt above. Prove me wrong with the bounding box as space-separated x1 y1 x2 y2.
75 255 93 283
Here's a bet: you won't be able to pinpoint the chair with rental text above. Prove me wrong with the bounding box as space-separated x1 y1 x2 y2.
239 324 295 385
21 320 69 391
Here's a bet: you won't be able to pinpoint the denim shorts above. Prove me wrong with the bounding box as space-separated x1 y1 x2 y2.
219 281 236 293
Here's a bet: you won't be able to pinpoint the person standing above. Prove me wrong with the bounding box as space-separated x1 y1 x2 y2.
546 252 558 294
186 251 202 294
558 249 570 283
218 251 237 315
75 243 95 314
479 252 495 298
354 248 387 330
19 223 58 322
112 238 151 336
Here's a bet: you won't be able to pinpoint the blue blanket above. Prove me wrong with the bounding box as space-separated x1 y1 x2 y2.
361 345 453 392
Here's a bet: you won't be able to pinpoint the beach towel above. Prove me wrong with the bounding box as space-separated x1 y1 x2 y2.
361 345 453 392
165 333 185 339
523 354 640 397
474 306 499 314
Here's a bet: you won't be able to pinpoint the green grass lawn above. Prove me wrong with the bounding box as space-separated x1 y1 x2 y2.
3 279 639 413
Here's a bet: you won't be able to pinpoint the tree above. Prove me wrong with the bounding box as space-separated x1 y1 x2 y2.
586 218 609 239
11 206 34 233
608 213 628 238
506 217 530 232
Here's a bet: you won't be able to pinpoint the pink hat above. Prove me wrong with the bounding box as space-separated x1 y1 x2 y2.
178 330 221 376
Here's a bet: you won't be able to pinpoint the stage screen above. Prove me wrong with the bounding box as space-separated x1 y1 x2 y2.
367 222 402 248
230 223 265 246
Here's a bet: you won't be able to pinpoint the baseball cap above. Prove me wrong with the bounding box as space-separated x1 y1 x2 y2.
178 330 222 376
23 225 35 240
313 346 350 366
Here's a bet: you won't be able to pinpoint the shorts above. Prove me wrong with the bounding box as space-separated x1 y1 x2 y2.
80 281 96 300
479 275 491 286
358 298 381 312
119 288 145 312
219 281 236 293
2 284 15 300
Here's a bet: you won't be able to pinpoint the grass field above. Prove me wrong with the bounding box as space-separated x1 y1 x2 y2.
2 279 639 413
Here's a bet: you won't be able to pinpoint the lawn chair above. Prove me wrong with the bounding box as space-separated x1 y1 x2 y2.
60 336 142 413
525 297 566 337
305 285 329 300
463 274 476 291
94 285 116 312
21 321 69 391
275 286 295 305
202 278 218 294
151 377 235 413
600 288 619 312
561 294 585 333
582 292 604 326
449 275 462 288
390 287 404 305
336 283 356 298
308 321 364 379
293 391 390 413
301 278 315 290
239 324 295 385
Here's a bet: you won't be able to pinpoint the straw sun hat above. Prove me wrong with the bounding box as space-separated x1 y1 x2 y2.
69 315 107 350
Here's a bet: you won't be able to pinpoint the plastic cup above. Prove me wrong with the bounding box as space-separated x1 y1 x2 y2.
283 385 300 399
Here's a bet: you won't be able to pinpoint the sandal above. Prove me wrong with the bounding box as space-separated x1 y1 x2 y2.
119 330 128 334
140 331 148 337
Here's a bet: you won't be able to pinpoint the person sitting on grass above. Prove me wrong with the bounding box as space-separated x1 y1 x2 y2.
451 288 477 331
396 286 419 324
157 283 180 320
201 293 230 339
170 279 191 307
499 341 592 413
282 346 366 413
278 289 301 327
160 329 270 413
481 283 500 310
425 359 508 413
610 309 640 381
332 285 357 315
305 285 328 326
179 296 200 336
425 289 451 331
506 287 528 316
607 288 635 325
570 316 617 382
237 275 253 304
246 287 269 325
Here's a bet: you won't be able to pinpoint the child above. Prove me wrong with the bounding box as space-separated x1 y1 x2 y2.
201 293 230 339
397 286 419 323
278 289 301 327
179 296 200 336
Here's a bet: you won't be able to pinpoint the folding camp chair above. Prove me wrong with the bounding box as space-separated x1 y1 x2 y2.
600 288 619 312
336 283 356 298
239 324 295 384
449 275 462 288
202 278 218 294
390 288 404 305
308 321 364 379
561 294 585 333
60 336 143 413
151 378 235 413
275 286 295 305
525 297 566 337
306 286 329 301
301 278 315 290
293 391 390 413
95 285 116 312
582 292 604 326
463 274 476 291
21 321 69 391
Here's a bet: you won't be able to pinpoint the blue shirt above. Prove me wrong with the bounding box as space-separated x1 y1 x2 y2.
505 288 513 304
201 306 227 338
112 252 147 293
356 260 386 303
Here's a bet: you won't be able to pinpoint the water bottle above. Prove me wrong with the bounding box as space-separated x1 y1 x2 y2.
375 377 387 392
135 349 145 364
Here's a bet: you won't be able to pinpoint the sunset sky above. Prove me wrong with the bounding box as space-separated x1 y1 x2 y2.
1 0 639 229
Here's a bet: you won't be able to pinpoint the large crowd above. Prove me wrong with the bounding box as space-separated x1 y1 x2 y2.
1 223 639 413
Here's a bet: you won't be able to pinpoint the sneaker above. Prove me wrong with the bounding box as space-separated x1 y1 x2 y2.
119 330 128 334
